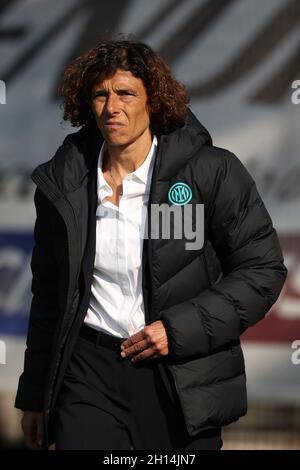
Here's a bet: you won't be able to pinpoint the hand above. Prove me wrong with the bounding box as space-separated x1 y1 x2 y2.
120 320 169 363
21 411 44 449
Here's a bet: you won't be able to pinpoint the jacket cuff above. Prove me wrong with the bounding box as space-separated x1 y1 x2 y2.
160 302 210 360
14 374 44 412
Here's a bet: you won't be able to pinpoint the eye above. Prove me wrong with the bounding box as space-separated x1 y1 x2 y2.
93 91 107 100
118 90 137 99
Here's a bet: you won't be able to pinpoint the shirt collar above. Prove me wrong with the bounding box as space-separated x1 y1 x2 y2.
131 135 157 184
98 144 112 194
97 135 157 191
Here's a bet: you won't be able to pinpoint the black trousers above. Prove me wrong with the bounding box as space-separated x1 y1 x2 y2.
53 325 222 450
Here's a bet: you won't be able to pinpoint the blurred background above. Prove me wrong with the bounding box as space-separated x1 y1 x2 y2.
0 0 299 450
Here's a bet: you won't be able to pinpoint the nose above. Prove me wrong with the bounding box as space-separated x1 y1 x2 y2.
105 93 120 115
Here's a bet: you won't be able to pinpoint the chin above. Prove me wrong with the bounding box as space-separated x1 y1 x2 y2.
104 134 132 147
105 137 128 147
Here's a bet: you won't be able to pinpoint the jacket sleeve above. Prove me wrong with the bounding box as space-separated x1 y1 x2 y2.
160 151 288 361
15 187 60 411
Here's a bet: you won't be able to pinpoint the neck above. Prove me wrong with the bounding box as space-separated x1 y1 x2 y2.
104 128 153 177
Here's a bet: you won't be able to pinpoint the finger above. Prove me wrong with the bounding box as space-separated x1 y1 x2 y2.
23 427 38 450
36 415 44 448
131 347 159 363
121 329 147 350
120 339 148 358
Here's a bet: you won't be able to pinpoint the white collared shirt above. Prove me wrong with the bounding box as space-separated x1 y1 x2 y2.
84 136 157 338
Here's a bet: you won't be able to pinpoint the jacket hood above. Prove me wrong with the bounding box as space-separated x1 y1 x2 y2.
156 108 212 180
31 108 213 194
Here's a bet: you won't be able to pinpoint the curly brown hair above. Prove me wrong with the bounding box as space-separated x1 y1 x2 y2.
58 40 190 135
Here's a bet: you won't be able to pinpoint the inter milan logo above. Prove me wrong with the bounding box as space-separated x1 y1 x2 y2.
168 182 192 206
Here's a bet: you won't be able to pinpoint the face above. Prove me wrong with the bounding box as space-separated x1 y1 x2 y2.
91 69 151 147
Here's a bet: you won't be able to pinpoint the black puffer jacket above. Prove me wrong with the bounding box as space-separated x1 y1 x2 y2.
15 109 287 444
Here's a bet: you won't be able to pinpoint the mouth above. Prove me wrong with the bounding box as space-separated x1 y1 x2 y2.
103 122 125 129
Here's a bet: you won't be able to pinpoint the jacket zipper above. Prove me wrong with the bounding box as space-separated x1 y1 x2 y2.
145 138 186 423
146 136 165 320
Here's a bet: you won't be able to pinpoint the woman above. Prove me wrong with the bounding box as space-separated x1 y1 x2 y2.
15 40 287 450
